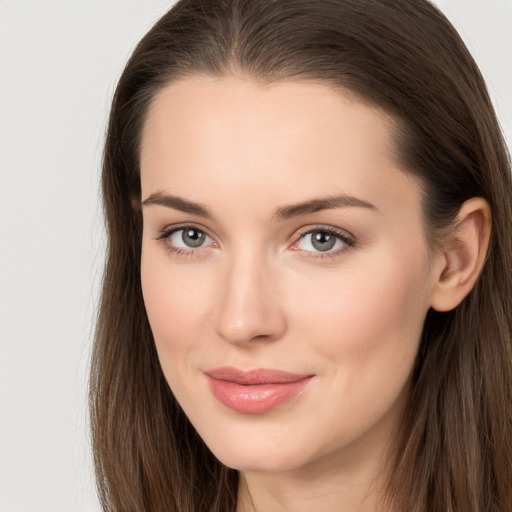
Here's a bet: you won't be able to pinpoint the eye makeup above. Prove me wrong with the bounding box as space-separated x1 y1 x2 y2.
154 222 356 261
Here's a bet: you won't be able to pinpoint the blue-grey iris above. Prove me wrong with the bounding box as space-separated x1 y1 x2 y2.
311 231 336 251
183 228 205 247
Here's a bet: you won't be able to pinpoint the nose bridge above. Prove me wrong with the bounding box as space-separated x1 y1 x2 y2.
215 244 285 345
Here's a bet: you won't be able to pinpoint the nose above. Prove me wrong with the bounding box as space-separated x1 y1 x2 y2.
215 249 287 346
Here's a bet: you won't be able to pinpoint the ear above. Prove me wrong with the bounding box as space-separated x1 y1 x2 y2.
430 197 491 312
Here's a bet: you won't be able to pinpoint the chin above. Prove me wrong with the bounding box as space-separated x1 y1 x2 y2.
216 450 303 474
200 431 315 473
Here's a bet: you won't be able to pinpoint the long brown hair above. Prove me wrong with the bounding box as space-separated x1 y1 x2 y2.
89 1 512 510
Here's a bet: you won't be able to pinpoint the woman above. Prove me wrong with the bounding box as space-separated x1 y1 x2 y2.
89 0 512 510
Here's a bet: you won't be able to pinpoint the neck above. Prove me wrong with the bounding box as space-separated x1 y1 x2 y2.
236 431 395 512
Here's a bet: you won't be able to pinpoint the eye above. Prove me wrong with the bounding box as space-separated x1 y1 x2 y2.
169 227 212 248
294 228 354 255
156 225 216 254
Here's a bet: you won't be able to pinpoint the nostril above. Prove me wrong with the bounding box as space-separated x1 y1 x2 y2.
215 257 287 345
215 300 287 346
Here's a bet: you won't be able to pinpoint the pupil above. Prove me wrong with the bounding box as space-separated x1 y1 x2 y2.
311 231 336 252
183 229 205 247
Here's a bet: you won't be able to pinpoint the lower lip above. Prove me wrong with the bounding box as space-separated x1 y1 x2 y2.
206 375 312 414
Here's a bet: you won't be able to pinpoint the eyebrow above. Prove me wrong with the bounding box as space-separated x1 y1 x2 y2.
141 192 376 220
273 194 376 220
141 192 213 218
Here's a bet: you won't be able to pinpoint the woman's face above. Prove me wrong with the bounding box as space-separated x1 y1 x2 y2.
140 76 439 475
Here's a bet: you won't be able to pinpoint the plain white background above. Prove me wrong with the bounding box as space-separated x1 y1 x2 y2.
0 1 510 511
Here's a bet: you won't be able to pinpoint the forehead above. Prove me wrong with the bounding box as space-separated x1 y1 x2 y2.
141 75 395 165
140 76 421 219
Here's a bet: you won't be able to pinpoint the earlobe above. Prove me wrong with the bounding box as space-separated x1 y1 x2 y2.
430 197 491 312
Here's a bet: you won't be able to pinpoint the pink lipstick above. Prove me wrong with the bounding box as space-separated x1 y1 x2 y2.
205 367 313 414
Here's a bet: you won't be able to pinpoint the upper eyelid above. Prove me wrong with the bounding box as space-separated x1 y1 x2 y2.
156 222 215 240
155 223 355 248
293 224 355 242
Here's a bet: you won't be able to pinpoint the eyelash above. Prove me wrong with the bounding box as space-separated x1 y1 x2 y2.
155 224 217 258
292 225 356 260
155 224 356 260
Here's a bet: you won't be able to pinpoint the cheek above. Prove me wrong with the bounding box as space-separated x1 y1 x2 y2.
287 244 431 372
140 248 213 358
140 250 218 418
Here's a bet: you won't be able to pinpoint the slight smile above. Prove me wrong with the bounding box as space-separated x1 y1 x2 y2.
204 367 315 414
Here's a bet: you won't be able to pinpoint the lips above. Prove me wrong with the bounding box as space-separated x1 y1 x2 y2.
204 366 314 414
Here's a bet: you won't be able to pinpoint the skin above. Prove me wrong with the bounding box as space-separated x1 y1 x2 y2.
139 76 490 511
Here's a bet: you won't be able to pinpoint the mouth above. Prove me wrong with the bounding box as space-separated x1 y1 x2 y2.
204 366 314 414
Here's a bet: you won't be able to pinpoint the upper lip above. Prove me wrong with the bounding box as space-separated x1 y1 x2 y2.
204 366 313 385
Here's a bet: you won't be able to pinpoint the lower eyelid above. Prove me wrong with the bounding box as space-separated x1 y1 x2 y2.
289 228 356 258
154 225 353 259
155 225 218 257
